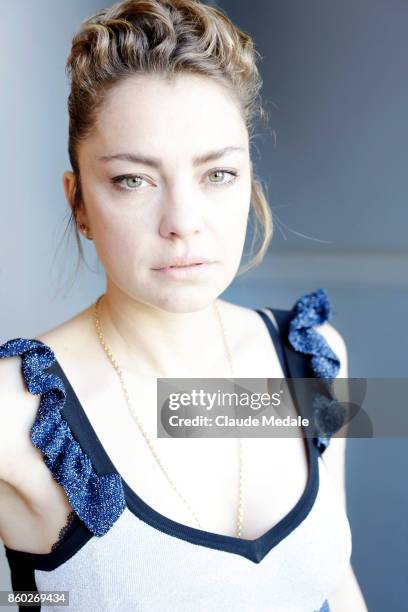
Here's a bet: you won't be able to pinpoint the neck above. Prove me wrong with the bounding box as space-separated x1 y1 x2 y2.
92 286 233 378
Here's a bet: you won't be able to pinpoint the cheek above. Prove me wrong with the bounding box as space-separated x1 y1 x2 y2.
92 213 149 274
221 194 250 245
88 193 149 249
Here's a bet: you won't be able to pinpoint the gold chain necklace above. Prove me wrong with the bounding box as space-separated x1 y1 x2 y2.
92 294 244 538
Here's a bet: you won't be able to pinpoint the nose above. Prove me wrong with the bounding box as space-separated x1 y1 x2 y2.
158 190 205 240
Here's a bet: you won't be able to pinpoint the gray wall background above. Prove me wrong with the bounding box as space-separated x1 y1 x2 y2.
0 1 407 610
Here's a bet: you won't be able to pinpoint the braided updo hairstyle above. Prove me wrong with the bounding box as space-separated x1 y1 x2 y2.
64 0 273 277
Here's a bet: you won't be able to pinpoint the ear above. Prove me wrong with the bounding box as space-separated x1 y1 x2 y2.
62 171 89 228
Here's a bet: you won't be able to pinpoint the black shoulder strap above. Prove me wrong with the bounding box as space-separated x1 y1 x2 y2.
254 308 290 377
267 308 314 379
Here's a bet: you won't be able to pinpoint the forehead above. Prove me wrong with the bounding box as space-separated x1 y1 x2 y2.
87 73 248 158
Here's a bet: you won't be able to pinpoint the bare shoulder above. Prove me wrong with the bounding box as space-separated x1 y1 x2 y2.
221 298 350 356
222 300 350 375
35 304 94 358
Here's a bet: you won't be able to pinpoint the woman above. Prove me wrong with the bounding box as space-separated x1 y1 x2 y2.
0 0 367 610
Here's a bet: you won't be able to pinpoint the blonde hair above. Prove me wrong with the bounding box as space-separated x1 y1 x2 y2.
64 0 273 279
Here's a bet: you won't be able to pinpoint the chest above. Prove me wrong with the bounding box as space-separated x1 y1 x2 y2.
98 421 310 540
11 309 310 549
77 333 309 540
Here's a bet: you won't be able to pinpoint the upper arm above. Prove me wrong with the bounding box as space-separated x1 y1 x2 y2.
314 321 350 509
0 356 40 484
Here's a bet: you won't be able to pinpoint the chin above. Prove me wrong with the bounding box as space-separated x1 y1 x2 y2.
152 290 220 314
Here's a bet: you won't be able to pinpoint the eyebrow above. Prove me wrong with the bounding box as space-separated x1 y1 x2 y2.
97 146 246 168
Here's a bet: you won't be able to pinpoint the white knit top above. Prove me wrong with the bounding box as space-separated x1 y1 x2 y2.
1 289 352 612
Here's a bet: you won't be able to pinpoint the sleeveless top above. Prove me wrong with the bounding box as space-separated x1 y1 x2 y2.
0 288 352 612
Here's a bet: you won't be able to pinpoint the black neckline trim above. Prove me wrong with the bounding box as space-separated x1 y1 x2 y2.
4 307 320 566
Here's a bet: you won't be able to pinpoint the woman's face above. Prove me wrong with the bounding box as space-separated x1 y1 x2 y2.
66 73 252 313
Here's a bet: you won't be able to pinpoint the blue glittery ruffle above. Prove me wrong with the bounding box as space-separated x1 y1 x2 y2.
288 288 342 452
288 288 340 379
0 338 126 537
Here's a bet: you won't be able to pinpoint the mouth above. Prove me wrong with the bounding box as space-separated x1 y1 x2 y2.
153 262 214 279
153 258 213 269
167 263 203 269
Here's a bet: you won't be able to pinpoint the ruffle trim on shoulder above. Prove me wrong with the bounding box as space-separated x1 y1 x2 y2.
287 287 341 379
0 338 126 537
287 288 343 453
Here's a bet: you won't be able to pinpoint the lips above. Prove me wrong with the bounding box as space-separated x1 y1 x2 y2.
153 262 212 279
169 263 201 268
154 257 213 270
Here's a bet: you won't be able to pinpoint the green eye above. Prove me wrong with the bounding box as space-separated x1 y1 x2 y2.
208 169 239 187
111 174 147 192
209 170 225 182
124 176 143 189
